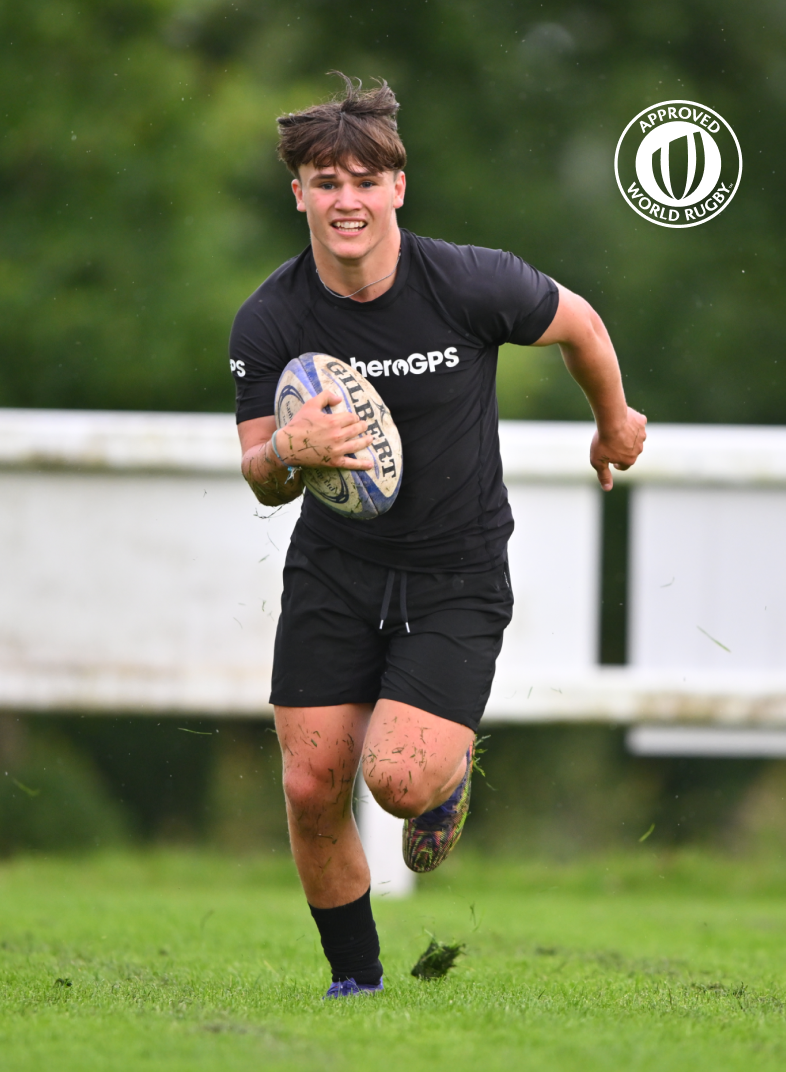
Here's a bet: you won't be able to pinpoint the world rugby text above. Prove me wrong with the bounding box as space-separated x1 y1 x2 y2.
626 180 735 223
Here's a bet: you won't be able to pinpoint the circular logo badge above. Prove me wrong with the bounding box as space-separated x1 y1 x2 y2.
614 100 742 228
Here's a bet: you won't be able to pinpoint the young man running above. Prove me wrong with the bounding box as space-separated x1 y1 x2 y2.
230 74 646 997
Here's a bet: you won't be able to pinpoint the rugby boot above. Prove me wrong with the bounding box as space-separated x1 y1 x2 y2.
324 977 384 999
403 742 473 873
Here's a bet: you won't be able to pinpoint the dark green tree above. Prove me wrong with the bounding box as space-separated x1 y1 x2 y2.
1 0 783 422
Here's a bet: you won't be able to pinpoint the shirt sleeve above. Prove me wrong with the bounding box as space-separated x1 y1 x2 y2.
418 239 559 347
229 287 292 424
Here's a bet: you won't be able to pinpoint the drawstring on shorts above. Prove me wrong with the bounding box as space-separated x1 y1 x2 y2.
379 569 410 634
399 572 409 634
379 570 395 630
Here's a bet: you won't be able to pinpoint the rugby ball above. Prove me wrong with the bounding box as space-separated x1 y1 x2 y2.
274 352 403 520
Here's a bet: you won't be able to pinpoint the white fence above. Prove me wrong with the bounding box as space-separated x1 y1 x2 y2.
5 409 785 722
2 410 786 894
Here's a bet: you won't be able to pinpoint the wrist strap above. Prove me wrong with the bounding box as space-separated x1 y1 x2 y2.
270 429 301 483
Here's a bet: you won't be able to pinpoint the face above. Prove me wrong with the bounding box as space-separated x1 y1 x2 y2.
292 161 406 264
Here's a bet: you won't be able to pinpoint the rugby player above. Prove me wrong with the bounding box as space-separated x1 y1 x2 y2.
230 73 646 998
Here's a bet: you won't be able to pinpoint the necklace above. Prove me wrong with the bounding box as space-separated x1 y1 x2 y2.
316 250 401 300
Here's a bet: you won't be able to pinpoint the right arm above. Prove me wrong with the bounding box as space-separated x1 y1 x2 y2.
533 284 646 490
238 390 373 507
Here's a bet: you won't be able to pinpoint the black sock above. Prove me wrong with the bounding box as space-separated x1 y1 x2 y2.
309 888 383 985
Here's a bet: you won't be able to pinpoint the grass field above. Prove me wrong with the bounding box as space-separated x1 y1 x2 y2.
3 849 786 1071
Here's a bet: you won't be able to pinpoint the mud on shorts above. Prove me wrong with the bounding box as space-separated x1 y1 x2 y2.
270 536 514 733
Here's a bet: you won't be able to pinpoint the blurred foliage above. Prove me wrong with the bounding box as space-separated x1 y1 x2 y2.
466 725 776 858
4 716 786 858
14 715 290 849
0 718 131 853
0 0 783 421
54 715 218 840
204 721 290 852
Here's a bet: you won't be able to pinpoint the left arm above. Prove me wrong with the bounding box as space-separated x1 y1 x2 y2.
533 283 647 490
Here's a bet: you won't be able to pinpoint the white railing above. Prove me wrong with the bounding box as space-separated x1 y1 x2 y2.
3 410 786 894
489 421 786 723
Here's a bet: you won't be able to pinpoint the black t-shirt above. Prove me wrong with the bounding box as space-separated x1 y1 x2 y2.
230 229 558 572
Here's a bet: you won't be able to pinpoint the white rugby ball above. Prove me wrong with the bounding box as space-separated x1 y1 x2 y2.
274 352 403 520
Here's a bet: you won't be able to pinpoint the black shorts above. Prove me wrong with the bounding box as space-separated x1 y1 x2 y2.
270 537 514 732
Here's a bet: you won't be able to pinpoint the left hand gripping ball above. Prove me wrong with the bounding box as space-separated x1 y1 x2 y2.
274 352 403 520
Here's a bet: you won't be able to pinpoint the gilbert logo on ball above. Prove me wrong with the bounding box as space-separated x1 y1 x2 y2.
275 352 403 521
614 100 742 228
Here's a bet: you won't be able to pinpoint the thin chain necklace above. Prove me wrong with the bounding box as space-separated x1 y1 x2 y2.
316 250 401 300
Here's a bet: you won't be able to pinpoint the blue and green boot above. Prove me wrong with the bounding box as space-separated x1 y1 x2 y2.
403 742 473 873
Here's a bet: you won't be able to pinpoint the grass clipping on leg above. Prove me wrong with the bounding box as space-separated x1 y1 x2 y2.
411 938 465 980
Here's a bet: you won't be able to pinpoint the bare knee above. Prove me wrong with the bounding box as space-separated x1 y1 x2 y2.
283 766 354 824
362 759 432 819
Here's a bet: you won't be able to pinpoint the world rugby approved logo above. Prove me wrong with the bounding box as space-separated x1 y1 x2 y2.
615 100 742 229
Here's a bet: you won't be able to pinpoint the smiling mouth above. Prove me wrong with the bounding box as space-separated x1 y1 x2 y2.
331 221 367 231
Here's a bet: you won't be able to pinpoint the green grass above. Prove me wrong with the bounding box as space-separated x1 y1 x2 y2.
3 849 786 1071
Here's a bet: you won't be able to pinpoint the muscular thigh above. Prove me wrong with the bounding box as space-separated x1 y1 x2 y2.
362 699 473 811
275 703 372 810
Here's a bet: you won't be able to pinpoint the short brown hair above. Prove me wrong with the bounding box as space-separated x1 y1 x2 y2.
276 72 407 177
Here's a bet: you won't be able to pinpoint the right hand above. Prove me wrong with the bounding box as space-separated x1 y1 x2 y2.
275 390 373 470
590 406 647 491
